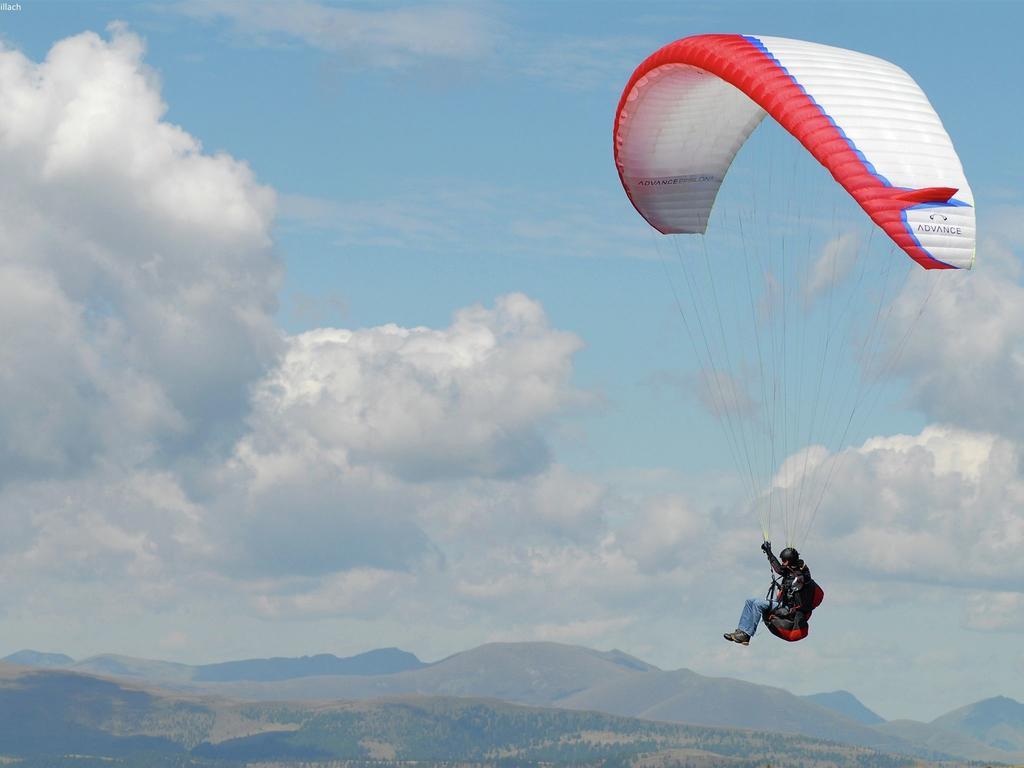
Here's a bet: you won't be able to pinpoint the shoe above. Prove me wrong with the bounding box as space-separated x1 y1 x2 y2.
723 630 750 645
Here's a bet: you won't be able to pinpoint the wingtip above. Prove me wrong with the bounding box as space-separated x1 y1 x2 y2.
892 186 959 205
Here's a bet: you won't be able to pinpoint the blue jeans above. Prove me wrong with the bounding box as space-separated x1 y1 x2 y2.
738 597 778 636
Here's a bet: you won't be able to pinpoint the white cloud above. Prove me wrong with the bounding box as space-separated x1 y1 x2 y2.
246 293 585 482
803 425 1024 590
0 26 282 481
440 486 727 631
0 26 288 620
161 293 593 582
446 540 648 628
419 465 610 550
0 468 209 597
208 458 437 578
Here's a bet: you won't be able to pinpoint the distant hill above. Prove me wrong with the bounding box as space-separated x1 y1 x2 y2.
71 654 196 683
805 690 885 725
141 643 948 761
184 642 660 703
0 665 965 768
930 695 1024 753
0 666 199 757
2 650 74 668
195 646 425 681
7 641 1021 765
555 668 929 758
9 647 425 685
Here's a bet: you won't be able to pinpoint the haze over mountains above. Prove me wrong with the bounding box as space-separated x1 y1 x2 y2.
5 642 1022 764
2 646 424 682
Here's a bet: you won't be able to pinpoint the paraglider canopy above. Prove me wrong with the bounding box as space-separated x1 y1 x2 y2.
614 34 975 270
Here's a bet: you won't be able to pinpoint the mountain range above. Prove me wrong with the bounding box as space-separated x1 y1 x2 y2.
0 664 987 768
5 642 1022 765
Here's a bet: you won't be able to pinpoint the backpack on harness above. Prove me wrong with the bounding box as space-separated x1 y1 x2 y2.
762 578 824 642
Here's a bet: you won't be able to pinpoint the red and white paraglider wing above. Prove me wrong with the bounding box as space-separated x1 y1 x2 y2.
614 34 975 269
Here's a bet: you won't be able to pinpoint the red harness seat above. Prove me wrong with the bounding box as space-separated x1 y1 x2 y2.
763 582 824 642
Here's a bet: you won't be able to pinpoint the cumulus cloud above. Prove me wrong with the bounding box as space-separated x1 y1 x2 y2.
0 26 282 482
0 26 290 621
417 465 610 552
0 287 598 609
185 294 590 581
804 425 1024 590
0 468 209 602
450 540 645 625
246 293 585 482
441 485 727 634
209 459 437 579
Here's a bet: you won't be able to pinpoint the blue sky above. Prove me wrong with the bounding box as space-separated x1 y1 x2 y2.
0 1 1022 721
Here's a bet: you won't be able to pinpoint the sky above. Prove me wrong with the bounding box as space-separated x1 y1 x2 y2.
0 0 1021 722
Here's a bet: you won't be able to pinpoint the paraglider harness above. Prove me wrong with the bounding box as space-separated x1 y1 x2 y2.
762 568 824 642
